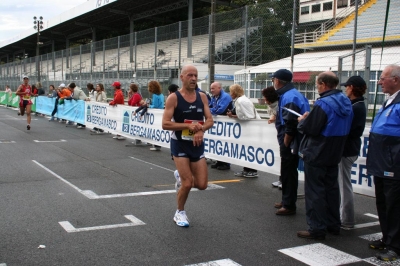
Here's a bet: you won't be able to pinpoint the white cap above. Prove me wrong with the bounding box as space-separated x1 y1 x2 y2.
23 75 29 79
59 83 66 88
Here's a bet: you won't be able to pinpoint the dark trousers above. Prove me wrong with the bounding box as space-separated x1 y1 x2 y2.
374 176 400 253
304 162 340 236
51 98 59 117
280 146 299 210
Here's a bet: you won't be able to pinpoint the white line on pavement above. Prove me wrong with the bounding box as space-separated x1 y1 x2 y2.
279 243 362 266
129 156 174 172
59 215 145 233
186 259 242 266
33 139 67 142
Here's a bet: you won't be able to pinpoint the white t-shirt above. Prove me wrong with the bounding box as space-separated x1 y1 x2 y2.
234 95 261 120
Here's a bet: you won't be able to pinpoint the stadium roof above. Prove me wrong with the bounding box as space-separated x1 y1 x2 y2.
0 0 235 60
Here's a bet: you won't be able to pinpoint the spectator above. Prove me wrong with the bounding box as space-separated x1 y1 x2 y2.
87 83 96 101
109 81 125 139
209 82 233 170
227 84 261 178
36 82 45 96
272 69 310 216
5 85 12 107
366 64 400 261
168 84 179 95
338 76 367 229
147 80 165 151
297 71 353 240
109 81 124 106
262 86 281 188
90 83 107 134
95 83 107 103
69 82 88 129
128 83 142 106
48 84 61 121
31 85 38 96
57 83 72 123
133 99 148 118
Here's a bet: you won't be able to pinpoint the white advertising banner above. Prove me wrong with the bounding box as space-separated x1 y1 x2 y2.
85 102 375 197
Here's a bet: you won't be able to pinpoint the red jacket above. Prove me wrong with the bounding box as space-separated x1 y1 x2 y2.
128 93 142 106
109 89 124 105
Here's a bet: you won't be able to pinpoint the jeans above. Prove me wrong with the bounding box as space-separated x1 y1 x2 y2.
280 145 299 210
338 156 357 227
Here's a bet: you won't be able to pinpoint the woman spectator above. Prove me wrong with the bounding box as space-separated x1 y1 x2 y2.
95 83 107 103
148 80 164 151
128 83 142 106
87 83 96 101
227 84 261 178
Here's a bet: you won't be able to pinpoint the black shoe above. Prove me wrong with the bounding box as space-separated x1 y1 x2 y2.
210 162 221 169
369 239 386 250
276 207 296 215
217 164 230 170
375 250 398 261
327 228 340 235
27 125 30 130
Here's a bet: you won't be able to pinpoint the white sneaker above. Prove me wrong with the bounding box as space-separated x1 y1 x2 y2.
150 147 161 151
174 170 181 192
173 210 189 227
113 135 119 139
278 183 282 190
77 126 84 129
272 181 282 187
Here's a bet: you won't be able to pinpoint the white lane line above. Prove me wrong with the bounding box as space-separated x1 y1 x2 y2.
279 243 362 266
359 232 383 242
59 215 145 233
0 141 15 143
33 160 84 194
89 183 225 199
0 263 7 266
186 259 241 266
363 256 400 266
33 160 224 200
365 213 379 219
129 156 174 172
33 139 67 143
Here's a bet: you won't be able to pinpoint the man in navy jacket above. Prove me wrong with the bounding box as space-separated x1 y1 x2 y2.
367 64 400 262
297 71 353 240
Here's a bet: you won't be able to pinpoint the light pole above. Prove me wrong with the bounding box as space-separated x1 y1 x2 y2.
33 16 43 82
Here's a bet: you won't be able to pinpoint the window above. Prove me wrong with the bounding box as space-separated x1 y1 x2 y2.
301 6 310 15
323 2 333 11
312 4 321 13
350 0 356 6
337 0 348 8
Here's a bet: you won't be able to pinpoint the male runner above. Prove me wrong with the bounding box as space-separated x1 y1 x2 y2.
16 76 34 130
162 65 213 227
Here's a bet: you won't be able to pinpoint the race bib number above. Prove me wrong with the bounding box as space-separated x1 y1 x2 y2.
181 119 204 141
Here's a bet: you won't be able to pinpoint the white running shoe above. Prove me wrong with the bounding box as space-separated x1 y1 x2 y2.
272 180 282 187
174 170 181 192
173 210 189 227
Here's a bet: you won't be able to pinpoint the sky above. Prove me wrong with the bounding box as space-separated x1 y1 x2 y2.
0 1 87 43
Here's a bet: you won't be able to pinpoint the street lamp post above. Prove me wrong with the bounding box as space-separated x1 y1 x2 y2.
33 16 44 82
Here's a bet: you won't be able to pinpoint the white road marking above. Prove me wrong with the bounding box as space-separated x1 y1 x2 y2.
0 263 7 266
359 232 383 242
186 259 241 266
33 160 224 200
33 160 84 194
341 213 380 230
365 213 379 219
0 140 15 143
279 243 362 266
129 156 174 172
33 139 67 143
363 256 400 265
59 215 145 233
83 183 224 199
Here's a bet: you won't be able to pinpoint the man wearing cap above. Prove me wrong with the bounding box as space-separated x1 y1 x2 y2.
272 69 310 216
297 71 353 240
338 76 367 230
109 81 124 106
367 64 400 261
15 76 34 130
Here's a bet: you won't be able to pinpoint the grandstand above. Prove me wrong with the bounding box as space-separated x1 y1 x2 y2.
295 0 400 49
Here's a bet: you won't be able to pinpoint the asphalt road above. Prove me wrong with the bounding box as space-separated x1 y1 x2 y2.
0 106 387 266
